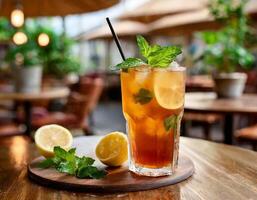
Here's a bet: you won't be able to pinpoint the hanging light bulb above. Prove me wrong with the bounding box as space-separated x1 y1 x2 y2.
13 32 28 45
38 33 50 47
11 8 24 27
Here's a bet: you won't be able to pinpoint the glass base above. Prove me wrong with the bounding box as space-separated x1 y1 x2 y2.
129 162 173 177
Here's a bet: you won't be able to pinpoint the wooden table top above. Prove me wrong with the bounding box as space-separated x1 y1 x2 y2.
0 135 256 200
186 75 214 89
0 87 70 101
185 92 257 114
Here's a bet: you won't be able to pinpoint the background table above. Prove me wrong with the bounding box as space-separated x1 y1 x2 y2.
0 135 256 200
185 92 257 144
0 87 70 135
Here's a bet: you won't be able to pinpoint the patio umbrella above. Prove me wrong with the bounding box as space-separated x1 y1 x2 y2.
77 20 149 41
0 0 119 17
149 0 257 36
118 0 208 23
149 9 221 36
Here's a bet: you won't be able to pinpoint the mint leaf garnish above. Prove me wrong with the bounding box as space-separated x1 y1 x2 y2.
148 46 182 68
164 115 178 132
111 57 146 71
38 146 106 179
77 166 106 179
137 35 181 68
137 35 151 58
38 158 55 168
133 88 153 105
111 35 182 70
57 161 77 175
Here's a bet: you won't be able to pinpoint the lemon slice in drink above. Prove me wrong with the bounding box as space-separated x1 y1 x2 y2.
35 124 73 158
154 70 185 109
95 132 128 167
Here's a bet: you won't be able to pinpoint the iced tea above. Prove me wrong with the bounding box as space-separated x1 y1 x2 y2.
121 66 185 176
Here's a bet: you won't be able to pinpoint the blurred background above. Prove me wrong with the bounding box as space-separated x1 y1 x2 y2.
0 0 257 150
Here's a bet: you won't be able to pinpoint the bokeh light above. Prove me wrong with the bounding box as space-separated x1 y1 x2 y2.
11 9 24 27
38 33 50 46
13 32 28 45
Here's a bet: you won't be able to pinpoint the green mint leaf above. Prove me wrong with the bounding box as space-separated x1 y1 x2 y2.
54 146 68 159
38 158 55 168
77 156 95 169
133 88 153 105
52 156 62 165
38 146 106 179
136 35 151 58
56 161 76 175
68 148 76 155
136 35 182 68
164 115 178 132
111 57 146 71
77 166 106 179
150 44 162 53
148 46 182 68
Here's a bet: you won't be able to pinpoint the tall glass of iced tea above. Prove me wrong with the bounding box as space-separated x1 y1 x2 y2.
121 65 185 176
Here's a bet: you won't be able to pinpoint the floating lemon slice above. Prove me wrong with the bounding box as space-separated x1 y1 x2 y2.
35 124 73 158
95 132 128 167
154 70 185 109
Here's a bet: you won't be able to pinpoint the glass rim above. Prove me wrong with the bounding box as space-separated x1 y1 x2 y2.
120 66 186 72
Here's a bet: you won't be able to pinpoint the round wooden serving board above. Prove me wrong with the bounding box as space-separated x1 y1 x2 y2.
28 136 194 193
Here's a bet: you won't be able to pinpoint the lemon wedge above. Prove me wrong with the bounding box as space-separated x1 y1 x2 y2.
34 124 73 158
95 131 128 167
154 70 185 109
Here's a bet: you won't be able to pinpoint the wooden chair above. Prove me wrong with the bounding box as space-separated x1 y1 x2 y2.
32 77 104 134
182 112 223 140
236 124 257 151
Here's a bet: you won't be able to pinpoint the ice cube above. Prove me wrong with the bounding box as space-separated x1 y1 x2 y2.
134 65 151 72
134 65 151 83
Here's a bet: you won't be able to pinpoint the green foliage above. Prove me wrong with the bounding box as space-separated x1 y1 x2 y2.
38 146 106 179
0 18 14 41
201 0 255 73
5 26 41 67
4 21 81 76
32 26 81 77
112 35 182 70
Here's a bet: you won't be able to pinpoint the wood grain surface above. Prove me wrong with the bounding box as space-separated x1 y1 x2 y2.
28 136 194 193
185 92 257 114
0 135 257 200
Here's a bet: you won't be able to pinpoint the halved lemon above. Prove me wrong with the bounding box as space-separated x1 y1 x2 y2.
154 70 185 109
95 132 128 167
34 124 73 158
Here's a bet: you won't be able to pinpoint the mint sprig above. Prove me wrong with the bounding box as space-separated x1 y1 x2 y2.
164 115 178 132
133 88 153 104
111 57 146 71
38 146 106 179
112 35 182 70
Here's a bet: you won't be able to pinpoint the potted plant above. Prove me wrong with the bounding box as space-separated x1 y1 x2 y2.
5 24 81 91
34 27 81 80
5 28 42 93
201 0 255 98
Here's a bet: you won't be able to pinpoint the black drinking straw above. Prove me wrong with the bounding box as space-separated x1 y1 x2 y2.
106 17 126 61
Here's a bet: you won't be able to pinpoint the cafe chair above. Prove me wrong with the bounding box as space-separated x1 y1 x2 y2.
236 124 257 151
182 112 223 140
32 77 104 134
